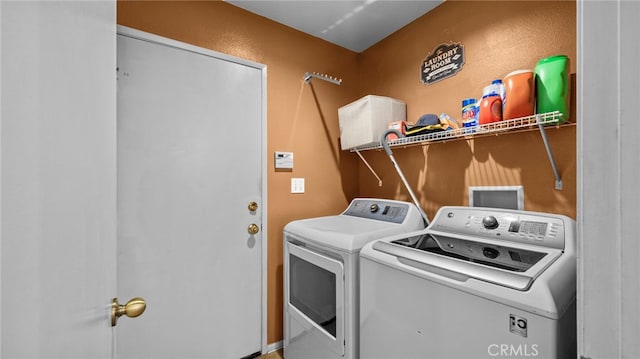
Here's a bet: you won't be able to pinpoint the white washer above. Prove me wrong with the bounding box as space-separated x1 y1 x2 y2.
283 198 425 359
360 206 576 359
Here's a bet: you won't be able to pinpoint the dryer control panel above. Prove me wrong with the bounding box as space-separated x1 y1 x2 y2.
429 206 573 250
343 198 415 224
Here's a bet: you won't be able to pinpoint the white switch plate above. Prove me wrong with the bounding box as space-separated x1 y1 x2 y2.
291 178 305 193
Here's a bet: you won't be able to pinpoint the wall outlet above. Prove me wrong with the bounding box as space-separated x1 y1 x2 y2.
291 178 305 193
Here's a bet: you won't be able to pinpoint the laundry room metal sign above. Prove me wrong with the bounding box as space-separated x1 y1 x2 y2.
421 42 465 85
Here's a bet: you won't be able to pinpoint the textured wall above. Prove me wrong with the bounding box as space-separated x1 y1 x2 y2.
356 0 576 219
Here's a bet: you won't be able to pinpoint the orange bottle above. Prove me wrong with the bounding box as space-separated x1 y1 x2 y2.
478 93 502 125
503 69 535 120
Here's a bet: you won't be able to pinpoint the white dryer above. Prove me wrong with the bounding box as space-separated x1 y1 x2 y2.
360 206 576 359
283 198 425 359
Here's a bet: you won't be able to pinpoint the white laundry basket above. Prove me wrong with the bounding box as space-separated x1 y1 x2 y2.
338 95 406 150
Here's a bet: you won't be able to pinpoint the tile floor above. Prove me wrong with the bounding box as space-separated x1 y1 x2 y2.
258 349 283 359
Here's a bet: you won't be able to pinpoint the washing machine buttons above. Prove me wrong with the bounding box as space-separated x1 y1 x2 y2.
370 204 379 213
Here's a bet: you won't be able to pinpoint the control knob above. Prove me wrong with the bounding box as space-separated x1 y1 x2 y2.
369 204 379 213
482 216 499 229
482 247 499 259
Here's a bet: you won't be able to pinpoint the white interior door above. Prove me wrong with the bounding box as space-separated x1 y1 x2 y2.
1 1 116 358
116 28 265 358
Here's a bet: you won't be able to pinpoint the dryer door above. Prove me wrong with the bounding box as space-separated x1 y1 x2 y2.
285 241 345 356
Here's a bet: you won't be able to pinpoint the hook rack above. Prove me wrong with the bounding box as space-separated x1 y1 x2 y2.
304 72 342 85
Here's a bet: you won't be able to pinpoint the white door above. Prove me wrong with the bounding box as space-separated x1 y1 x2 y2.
1 1 117 358
116 28 265 359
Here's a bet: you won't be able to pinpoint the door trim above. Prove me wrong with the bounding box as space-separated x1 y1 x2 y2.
116 25 268 354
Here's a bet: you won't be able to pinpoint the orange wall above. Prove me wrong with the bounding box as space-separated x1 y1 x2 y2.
356 0 576 219
117 0 360 345
118 0 577 346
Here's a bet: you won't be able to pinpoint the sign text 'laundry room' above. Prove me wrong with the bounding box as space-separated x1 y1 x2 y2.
421 42 465 85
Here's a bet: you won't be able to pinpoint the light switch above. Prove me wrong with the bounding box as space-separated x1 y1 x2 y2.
291 178 305 194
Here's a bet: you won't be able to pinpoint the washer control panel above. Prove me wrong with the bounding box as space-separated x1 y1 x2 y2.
343 198 413 224
431 206 570 250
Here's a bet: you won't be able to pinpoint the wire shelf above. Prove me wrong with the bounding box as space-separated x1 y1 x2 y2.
349 111 564 152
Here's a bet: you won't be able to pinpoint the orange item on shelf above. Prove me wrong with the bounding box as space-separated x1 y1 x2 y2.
503 69 535 120
387 121 407 140
478 94 502 125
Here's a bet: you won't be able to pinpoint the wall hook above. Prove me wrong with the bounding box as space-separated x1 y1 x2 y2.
304 72 342 85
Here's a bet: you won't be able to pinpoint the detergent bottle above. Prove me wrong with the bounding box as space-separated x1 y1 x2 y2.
490 79 506 103
478 82 503 125
535 55 570 122
503 69 535 120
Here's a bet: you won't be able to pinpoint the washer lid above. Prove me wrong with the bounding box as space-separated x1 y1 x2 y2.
284 215 417 252
371 235 563 291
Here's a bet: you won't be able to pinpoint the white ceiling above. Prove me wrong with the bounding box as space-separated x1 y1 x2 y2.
226 0 443 53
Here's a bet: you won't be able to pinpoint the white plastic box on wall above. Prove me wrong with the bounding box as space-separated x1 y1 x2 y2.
338 95 406 150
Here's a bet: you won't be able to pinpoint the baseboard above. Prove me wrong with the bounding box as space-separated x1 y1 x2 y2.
266 340 283 353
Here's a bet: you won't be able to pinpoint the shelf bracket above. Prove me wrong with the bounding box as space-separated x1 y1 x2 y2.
537 117 563 190
354 150 383 187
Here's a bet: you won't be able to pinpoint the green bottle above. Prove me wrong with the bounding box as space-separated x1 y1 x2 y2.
535 55 570 123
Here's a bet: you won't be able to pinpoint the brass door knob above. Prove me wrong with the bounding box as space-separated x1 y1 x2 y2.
111 297 146 327
248 223 260 235
248 201 258 212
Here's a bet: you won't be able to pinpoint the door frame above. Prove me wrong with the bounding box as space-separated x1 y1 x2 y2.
116 25 269 354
